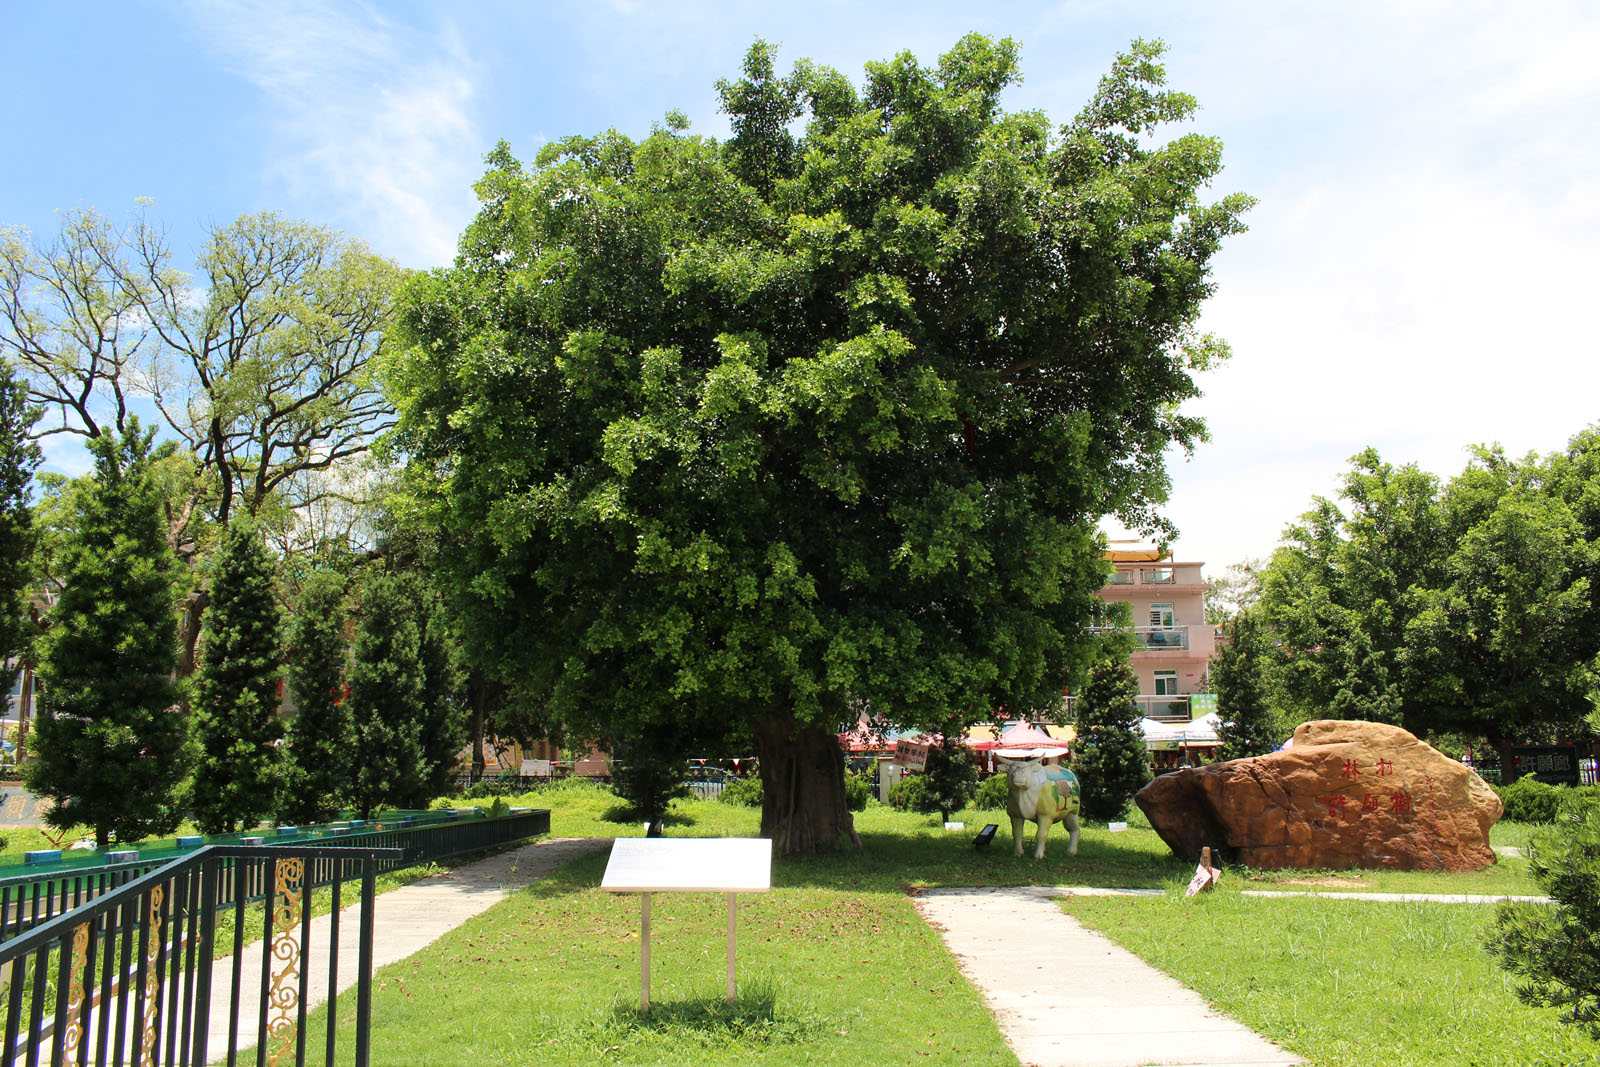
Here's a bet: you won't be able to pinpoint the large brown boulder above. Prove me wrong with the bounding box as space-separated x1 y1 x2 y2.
1135 720 1502 871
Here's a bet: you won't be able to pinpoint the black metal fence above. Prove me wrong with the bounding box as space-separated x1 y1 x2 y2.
0 844 402 1067
0 809 551 946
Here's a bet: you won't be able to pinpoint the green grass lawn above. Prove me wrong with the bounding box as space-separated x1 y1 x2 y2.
312 786 1584 1066
1062 890 1600 1066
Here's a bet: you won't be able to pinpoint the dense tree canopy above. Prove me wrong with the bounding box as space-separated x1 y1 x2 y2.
1259 437 1600 772
387 36 1249 851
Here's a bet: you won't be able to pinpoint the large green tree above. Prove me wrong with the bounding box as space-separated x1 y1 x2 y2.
1259 449 1444 728
281 567 353 824
386 36 1249 852
190 519 286 832
1259 438 1600 776
0 362 40 668
26 423 190 846
1405 448 1599 775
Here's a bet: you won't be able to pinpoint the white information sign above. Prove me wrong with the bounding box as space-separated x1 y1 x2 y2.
602 838 772 1010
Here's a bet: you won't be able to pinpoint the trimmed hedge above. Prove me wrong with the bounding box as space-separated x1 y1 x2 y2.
1495 778 1600 824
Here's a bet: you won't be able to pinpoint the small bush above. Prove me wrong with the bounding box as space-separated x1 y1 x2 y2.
843 773 872 812
718 776 763 807
1559 784 1600 817
887 773 931 813
974 773 1009 811
1497 777 1565 824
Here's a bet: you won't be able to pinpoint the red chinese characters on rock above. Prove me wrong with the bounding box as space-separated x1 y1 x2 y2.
1324 754 1421 820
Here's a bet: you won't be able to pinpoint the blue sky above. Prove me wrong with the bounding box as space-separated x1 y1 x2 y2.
5 0 1599 571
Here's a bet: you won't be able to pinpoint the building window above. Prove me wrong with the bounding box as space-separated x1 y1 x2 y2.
1141 567 1175 584
1108 569 1134 585
1153 671 1179 696
1149 603 1174 629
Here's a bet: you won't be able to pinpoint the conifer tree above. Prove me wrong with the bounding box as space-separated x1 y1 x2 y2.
1071 652 1152 821
26 423 189 847
918 729 981 823
191 520 286 832
1214 610 1282 761
281 568 352 824
0 364 40 669
409 591 466 806
345 570 427 817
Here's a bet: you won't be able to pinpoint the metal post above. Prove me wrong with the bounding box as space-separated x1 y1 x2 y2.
355 857 376 1067
726 893 737 1004
639 893 651 1012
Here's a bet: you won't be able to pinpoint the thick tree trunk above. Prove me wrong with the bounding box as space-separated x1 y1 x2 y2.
1493 737 1520 785
754 709 861 854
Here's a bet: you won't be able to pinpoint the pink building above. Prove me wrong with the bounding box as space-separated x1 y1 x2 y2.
1093 546 1217 722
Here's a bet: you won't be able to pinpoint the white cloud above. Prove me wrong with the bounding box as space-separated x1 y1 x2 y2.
1103 2 1600 572
182 0 483 267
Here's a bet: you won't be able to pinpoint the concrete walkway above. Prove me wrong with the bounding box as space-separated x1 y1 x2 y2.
205 836 607 1062
914 886 1303 1067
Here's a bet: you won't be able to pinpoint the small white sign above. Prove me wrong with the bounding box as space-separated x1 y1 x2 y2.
521 759 552 777
1108 821 1128 833
602 838 773 894
944 821 964 831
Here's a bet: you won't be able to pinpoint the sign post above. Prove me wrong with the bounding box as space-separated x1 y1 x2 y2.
601 838 773 1011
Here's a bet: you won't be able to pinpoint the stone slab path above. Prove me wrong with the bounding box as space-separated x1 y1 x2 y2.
914 886 1303 1067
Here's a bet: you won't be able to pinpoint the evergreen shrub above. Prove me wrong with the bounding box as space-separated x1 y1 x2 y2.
718 776 763 807
975 773 1010 811
1497 778 1564 824
1487 805 1600 1038
843 773 872 811
887 773 932 813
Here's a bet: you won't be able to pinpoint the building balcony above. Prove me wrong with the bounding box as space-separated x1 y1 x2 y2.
1064 694 1192 723
1089 625 1189 651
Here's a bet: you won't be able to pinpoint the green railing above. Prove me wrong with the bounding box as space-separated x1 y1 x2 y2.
0 807 550 943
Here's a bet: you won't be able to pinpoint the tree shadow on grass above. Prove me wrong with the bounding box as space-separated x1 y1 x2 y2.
602 979 823 1047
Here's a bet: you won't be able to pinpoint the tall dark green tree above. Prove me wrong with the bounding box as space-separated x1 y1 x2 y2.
385 36 1250 852
345 570 427 817
0 363 40 669
917 728 982 823
190 520 286 832
1071 651 1151 821
282 568 353 824
405 589 466 807
610 732 692 837
26 423 190 846
1213 610 1280 760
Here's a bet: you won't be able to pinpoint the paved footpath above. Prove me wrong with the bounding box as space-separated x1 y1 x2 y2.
205 836 608 1061
914 886 1303 1067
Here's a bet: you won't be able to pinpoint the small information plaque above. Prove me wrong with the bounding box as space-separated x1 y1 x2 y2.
602 838 773 1010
